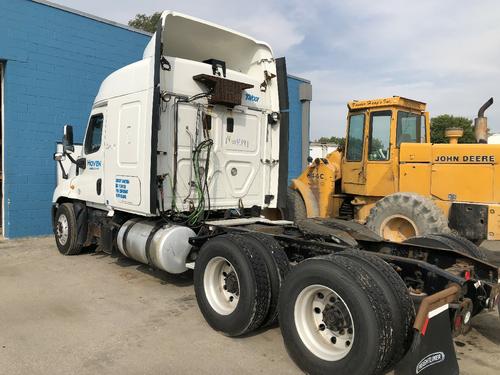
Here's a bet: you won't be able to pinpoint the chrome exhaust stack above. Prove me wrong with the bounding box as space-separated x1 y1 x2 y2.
474 97 493 143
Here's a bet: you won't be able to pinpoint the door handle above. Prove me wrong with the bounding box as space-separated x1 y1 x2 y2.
96 178 102 195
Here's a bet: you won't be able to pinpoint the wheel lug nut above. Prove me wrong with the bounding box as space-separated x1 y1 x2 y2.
346 341 351 347
339 329 345 335
222 272 227 277
330 337 336 344
229 296 234 302
317 292 324 299
319 324 325 331
314 307 321 314
329 297 336 303
347 328 353 334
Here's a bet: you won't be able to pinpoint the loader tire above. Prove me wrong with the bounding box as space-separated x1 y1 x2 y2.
245 233 291 326
286 187 307 223
279 254 394 375
194 234 271 337
54 203 83 256
336 250 415 372
366 192 449 242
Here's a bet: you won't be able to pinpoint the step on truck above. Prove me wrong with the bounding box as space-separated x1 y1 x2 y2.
52 11 500 375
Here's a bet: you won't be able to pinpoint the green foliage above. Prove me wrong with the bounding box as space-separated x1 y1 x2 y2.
430 115 476 143
315 136 345 148
128 12 162 33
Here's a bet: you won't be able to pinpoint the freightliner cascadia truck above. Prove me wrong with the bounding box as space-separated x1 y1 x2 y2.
52 11 499 375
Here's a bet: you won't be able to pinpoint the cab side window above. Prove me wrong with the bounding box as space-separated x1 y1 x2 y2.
346 114 365 161
84 114 104 154
368 111 391 161
397 111 425 146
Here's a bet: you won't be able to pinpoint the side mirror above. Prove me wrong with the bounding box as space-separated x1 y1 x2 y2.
76 158 87 170
53 152 65 162
63 125 74 153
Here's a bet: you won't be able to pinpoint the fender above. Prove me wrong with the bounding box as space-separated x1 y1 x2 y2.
290 179 320 217
72 201 89 247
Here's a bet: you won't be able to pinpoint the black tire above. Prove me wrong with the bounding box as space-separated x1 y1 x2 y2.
193 234 271 337
286 187 307 222
366 192 449 242
279 255 393 375
404 234 488 260
336 250 415 372
245 233 291 326
438 233 488 260
54 203 83 255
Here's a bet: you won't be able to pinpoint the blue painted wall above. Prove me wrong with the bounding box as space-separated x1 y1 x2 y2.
287 75 310 182
0 0 150 237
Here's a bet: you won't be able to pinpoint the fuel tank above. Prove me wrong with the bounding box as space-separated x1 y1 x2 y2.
117 219 195 274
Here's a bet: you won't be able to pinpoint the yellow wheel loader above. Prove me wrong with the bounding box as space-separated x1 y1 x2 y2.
289 96 500 244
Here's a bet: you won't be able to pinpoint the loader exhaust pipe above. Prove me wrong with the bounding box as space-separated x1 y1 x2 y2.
474 97 493 143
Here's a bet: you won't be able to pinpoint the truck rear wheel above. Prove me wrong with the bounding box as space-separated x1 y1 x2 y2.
245 233 290 326
366 193 449 242
194 234 271 337
54 203 83 256
336 250 415 372
404 233 487 260
278 255 394 375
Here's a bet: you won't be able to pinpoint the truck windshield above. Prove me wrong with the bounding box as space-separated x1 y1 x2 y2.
397 111 425 146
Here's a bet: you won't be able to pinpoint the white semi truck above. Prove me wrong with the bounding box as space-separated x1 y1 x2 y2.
52 11 499 375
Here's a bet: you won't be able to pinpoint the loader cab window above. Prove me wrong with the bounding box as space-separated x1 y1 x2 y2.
368 111 391 161
397 111 426 146
84 114 103 154
346 113 365 161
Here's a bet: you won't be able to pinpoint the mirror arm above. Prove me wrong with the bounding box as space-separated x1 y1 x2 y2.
65 152 77 164
57 160 68 179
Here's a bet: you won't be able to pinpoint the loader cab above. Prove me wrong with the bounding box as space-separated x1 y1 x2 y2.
341 97 429 197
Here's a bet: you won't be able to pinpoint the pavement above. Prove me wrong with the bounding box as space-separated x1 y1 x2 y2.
0 236 499 375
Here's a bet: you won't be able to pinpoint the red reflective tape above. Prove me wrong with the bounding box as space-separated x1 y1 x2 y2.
465 271 471 281
421 318 430 336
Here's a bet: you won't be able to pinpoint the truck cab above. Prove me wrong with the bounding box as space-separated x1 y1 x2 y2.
341 97 430 198
53 11 282 224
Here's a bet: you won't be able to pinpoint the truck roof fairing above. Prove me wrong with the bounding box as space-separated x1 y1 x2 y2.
143 11 274 74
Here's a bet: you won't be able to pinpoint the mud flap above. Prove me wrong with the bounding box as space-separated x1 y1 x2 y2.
395 285 461 375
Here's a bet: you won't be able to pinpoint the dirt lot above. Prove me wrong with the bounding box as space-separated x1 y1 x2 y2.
1 236 499 375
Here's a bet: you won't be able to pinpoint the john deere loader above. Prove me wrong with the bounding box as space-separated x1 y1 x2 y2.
289 96 500 245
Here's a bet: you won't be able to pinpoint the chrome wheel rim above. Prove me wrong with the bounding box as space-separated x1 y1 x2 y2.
56 213 69 246
294 284 355 361
204 256 240 315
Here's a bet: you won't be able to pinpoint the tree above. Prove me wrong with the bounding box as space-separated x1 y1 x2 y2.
315 136 345 148
128 12 162 33
430 115 476 144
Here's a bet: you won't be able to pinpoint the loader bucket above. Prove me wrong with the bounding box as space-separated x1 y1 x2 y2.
395 285 460 375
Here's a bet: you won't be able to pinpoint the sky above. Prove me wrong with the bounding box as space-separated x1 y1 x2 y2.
53 0 500 139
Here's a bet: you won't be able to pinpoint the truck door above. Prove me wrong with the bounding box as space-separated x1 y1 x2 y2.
364 110 395 196
341 113 367 194
102 21 163 215
78 108 107 204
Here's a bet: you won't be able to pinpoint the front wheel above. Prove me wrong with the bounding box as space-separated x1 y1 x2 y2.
366 192 449 242
54 203 83 255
